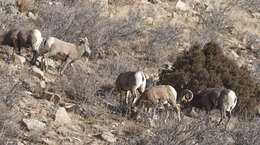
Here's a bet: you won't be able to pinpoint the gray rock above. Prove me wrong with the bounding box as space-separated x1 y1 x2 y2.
176 0 189 11
22 119 46 131
32 66 44 78
55 107 71 125
102 131 117 143
253 12 260 19
14 54 26 65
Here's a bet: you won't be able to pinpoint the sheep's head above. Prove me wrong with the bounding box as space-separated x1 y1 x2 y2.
181 89 193 103
79 37 91 56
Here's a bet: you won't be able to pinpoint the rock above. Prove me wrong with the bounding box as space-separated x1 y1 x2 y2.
63 103 80 112
22 119 46 131
253 12 260 19
101 131 117 143
176 0 189 11
55 107 71 125
189 107 200 118
22 76 42 93
144 17 154 25
32 66 44 78
93 124 108 131
40 91 61 104
27 12 37 20
148 0 161 4
17 141 25 145
14 54 26 65
42 72 57 83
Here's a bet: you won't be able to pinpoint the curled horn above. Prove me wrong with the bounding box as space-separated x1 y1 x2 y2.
181 89 193 103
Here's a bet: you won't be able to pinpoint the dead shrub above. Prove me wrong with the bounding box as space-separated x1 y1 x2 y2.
159 42 259 117
16 0 32 12
231 0 260 13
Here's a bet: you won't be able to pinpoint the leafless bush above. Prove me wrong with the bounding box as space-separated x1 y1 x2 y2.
0 64 25 143
63 67 97 104
194 2 234 46
16 0 32 12
0 0 31 30
0 64 25 107
231 0 260 13
243 32 259 50
232 118 260 145
146 118 203 145
143 25 183 67
109 0 135 6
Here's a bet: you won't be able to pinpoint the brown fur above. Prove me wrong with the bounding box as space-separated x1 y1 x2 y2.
0 28 42 64
136 85 181 121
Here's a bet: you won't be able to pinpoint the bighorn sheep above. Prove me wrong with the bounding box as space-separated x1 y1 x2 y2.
116 71 146 106
181 88 237 127
42 37 91 74
134 85 193 121
0 28 43 64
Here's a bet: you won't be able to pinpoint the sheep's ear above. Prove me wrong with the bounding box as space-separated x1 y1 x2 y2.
79 37 89 44
79 38 84 42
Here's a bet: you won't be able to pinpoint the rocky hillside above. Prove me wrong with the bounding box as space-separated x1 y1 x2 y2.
0 0 259 144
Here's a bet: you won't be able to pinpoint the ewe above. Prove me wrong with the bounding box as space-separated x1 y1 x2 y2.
42 37 91 74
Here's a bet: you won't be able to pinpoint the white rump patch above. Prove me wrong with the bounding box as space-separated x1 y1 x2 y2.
227 90 237 111
33 29 43 51
168 85 177 100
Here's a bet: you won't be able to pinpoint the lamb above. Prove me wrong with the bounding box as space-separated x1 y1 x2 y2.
116 71 146 106
42 37 91 74
134 85 193 121
181 88 237 127
0 28 43 64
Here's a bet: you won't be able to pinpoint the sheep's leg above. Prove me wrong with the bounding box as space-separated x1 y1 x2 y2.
60 58 73 75
218 107 226 126
125 91 130 105
132 91 140 107
206 109 211 126
173 104 181 121
30 50 38 65
131 90 137 105
128 90 137 116
41 55 45 70
42 53 50 72
225 111 232 129
14 39 21 55
119 91 122 106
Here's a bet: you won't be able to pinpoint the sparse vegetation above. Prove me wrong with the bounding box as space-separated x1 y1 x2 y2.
0 0 259 144
160 42 260 117
16 0 32 12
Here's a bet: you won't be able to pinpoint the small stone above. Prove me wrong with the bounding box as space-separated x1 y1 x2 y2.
14 54 26 65
32 66 44 78
102 131 117 143
22 119 46 131
144 17 154 25
40 80 46 88
55 107 71 125
27 12 37 20
176 0 189 11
